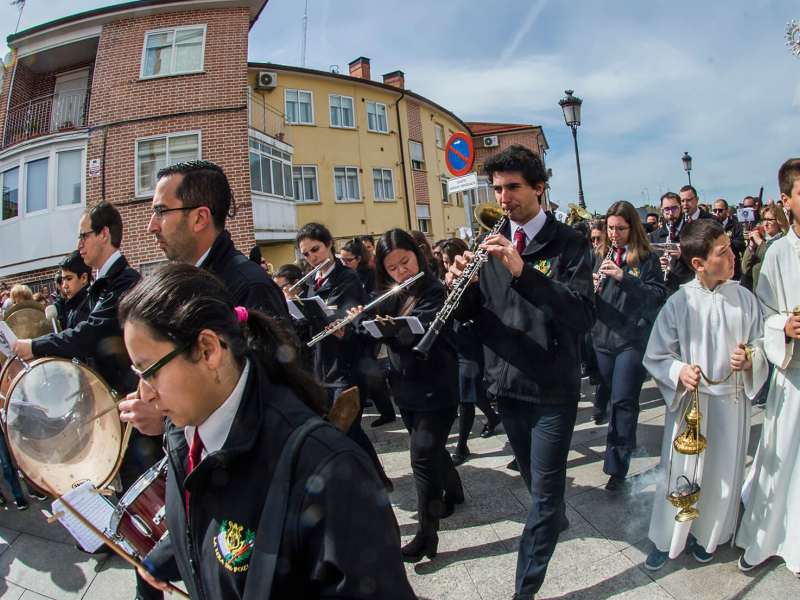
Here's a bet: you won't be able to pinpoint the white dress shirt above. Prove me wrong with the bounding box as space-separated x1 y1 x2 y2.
184 360 250 460
195 247 212 267
97 250 122 279
510 207 548 248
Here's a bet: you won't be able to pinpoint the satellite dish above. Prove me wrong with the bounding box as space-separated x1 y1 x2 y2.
3 53 12 66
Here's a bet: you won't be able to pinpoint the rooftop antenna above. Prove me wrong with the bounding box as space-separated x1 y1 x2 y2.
301 0 308 68
12 0 26 34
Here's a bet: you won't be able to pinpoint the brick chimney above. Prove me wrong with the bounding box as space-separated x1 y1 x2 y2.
348 57 371 80
383 70 405 89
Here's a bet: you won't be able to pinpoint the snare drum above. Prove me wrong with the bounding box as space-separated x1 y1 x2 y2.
1 357 128 497
108 457 169 558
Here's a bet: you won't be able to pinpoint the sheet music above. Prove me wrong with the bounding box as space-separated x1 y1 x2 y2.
286 296 335 320
362 316 424 339
51 481 115 552
0 322 18 356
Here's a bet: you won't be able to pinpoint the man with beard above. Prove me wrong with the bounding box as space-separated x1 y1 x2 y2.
648 192 695 293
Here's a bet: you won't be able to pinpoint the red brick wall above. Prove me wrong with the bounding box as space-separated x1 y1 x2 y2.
406 99 423 142
1 266 60 289
474 129 542 175
5 59 35 116
412 170 430 205
31 60 96 100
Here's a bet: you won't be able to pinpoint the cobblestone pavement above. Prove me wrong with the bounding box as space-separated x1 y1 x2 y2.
0 377 797 599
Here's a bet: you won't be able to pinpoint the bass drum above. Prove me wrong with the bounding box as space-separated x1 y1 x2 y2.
2 357 129 498
108 457 169 559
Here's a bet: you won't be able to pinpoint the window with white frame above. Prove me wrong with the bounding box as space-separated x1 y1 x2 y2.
26 158 48 214
2 166 20 221
435 124 444 148
366 101 388 133
334 166 360 202
141 25 206 78
372 168 395 201
56 150 82 207
286 89 313 124
410 141 424 170
292 165 319 203
249 139 293 199
329 95 354 129
416 204 431 233
136 132 200 197
441 179 449 204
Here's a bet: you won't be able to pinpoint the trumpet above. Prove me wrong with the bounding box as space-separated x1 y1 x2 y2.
594 245 617 292
289 258 331 293
307 272 424 347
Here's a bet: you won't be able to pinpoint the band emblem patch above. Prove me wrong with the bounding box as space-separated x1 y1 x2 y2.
628 267 640 277
534 259 552 276
213 520 255 573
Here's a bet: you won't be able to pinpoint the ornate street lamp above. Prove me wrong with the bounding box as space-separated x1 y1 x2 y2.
682 152 693 186
559 90 586 209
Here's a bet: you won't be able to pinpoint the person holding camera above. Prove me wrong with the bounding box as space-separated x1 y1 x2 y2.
741 205 789 291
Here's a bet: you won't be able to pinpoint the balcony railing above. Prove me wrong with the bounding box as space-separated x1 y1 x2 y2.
2 91 90 148
248 93 291 145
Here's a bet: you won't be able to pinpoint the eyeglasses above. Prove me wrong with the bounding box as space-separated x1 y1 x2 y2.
151 205 195 219
340 256 356 264
131 342 191 392
682 196 698 203
663 206 681 213
607 226 630 232
78 230 99 243
712 208 726 213
762 218 778 223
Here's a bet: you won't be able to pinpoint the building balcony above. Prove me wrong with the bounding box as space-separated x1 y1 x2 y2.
2 90 90 149
248 92 291 145
252 193 297 242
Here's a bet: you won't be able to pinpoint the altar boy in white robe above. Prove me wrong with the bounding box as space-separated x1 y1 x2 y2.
642 218 768 571
736 158 800 575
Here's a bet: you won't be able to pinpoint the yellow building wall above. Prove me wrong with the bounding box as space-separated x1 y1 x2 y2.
248 69 468 264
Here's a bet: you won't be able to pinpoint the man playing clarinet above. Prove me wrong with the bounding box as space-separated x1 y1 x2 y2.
447 145 595 599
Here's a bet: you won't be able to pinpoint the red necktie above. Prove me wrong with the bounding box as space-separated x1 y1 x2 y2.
316 276 324 290
615 248 623 266
514 227 526 254
686 215 693 223
186 428 204 516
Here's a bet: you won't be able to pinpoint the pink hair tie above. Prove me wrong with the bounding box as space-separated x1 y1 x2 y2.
234 306 248 323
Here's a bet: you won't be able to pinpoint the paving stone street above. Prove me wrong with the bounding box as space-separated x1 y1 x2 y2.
0 376 797 599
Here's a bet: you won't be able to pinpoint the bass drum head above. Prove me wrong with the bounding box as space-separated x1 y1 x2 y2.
3 358 124 497
0 356 24 403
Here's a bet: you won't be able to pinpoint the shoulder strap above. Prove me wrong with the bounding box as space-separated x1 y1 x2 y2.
242 415 330 600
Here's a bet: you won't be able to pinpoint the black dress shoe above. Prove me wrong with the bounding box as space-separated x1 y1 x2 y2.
451 449 470 467
480 420 500 438
401 533 438 563
590 407 606 422
605 476 625 492
506 458 519 471
371 415 396 428
441 490 465 518
589 375 601 386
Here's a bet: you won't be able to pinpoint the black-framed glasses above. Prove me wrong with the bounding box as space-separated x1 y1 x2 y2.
682 196 698 203
152 205 195 219
78 230 99 243
712 208 726 213
131 342 191 392
340 256 356 264
663 206 680 213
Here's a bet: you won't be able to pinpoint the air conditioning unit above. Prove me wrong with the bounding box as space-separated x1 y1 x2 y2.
256 71 278 90
483 135 499 148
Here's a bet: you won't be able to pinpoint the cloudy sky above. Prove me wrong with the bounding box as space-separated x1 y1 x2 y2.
3 0 799 214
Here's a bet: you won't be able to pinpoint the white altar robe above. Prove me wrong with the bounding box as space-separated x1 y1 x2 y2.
736 227 800 573
643 279 768 557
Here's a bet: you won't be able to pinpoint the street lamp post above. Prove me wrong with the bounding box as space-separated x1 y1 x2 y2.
682 152 693 186
559 90 586 209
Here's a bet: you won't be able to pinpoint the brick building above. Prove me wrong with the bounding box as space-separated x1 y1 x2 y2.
0 0 268 289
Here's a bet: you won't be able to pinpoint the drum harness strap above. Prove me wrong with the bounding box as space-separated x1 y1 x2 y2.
242 415 331 600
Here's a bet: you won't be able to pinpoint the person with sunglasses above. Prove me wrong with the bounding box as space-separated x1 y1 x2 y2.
712 199 745 280
13 200 165 600
121 263 415 600
741 205 790 291
648 192 696 293
339 237 376 297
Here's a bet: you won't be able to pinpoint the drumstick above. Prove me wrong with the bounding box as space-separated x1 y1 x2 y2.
40 479 189 599
84 399 123 424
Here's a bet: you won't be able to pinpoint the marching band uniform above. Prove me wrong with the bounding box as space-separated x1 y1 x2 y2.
63 284 91 331
720 216 746 281
644 280 767 558
592 247 666 484
147 356 415 599
736 227 800 573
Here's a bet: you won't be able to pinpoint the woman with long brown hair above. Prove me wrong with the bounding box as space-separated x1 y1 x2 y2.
592 200 667 491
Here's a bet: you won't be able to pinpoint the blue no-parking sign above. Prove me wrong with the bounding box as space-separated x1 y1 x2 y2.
445 132 475 177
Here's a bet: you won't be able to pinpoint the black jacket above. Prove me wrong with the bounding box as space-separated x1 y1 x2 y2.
32 254 140 395
591 250 666 353
356 267 376 298
201 230 290 324
648 223 694 293
301 261 366 387
53 295 69 330
722 218 745 281
456 213 596 405
148 358 414 600
64 286 91 330
359 273 459 412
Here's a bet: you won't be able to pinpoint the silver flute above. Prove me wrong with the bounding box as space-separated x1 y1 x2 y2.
289 258 331 293
594 245 617 292
307 272 425 347
412 211 510 360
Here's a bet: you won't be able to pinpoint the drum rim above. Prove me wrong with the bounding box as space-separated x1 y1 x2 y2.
109 457 168 531
2 356 130 497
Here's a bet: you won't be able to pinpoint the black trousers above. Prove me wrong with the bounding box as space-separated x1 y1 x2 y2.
361 356 395 420
399 407 462 535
